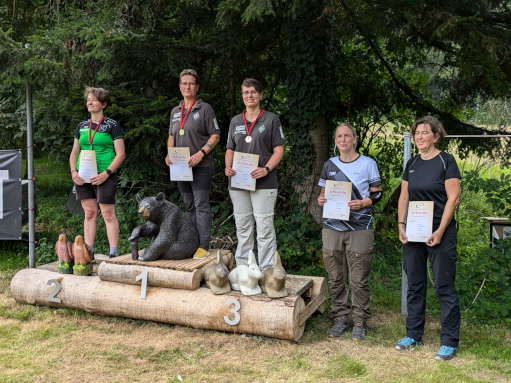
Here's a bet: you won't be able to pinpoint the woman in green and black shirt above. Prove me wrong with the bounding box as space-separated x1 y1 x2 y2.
69 87 125 258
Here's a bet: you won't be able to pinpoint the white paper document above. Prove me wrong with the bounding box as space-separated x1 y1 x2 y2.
323 180 352 220
78 150 98 183
406 201 434 242
231 151 259 191
169 147 193 181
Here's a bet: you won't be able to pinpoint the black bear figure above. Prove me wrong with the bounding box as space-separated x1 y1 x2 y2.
129 193 199 261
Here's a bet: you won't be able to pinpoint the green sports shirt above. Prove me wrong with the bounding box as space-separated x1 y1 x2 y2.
74 117 124 174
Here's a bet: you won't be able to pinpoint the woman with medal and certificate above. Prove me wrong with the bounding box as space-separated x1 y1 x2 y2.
69 87 125 259
225 78 285 271
165 69 220 260
396 116 461 361
317 123 382 341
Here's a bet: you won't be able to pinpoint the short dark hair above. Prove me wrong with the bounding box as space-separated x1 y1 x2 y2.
84 86 110 108
411 115 446 143
180 69 199 84
241 78 263 93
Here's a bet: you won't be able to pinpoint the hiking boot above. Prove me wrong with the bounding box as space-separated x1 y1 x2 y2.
351 321 366 341
435 345 457 361
328 315 349 338
193 248 209 259
396 336 423 350
109 253 118 259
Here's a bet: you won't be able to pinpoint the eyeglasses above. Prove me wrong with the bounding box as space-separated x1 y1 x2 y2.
180 82 197 87
242 90 259 96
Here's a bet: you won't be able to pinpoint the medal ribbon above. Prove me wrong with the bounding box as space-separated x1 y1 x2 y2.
242 109 265 137
88 116 105 150
179 99 197 132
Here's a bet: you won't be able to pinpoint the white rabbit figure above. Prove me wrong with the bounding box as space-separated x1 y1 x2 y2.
228 250 263 296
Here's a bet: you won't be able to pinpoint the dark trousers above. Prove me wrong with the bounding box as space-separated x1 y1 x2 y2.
177 166 213 250
402 225 460 347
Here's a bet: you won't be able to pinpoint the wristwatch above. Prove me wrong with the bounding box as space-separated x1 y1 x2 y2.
106 168 112 176
264 166 271 174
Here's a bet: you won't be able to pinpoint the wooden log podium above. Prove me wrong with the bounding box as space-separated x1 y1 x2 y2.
10 252 327 341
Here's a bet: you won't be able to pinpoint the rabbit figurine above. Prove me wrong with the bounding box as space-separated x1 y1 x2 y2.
228 250 263 296
204 250 231 295
259 250 288 298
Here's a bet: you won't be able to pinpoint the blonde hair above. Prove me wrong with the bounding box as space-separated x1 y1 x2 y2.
179 69 199 84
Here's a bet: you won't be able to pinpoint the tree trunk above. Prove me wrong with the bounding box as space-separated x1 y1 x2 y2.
294 114 330 223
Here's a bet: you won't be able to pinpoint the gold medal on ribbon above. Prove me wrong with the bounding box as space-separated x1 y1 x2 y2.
179 130 185 136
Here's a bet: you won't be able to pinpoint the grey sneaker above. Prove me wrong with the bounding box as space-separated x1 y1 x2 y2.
351 321 366 341
328 315 349 338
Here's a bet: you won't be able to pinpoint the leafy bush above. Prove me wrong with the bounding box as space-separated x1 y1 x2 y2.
457 239 511 322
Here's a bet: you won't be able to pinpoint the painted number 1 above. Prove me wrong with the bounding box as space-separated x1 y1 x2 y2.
135 270 148 299
224 299 241 325
46 279 62 303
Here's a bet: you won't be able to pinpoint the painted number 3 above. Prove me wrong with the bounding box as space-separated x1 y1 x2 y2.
46 279 61 303
224 299 241 325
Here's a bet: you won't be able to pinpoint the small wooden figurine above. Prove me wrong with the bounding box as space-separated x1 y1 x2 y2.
72 235 94 276
259 250 288 298
55 233 74 274
228 250 262 296
203 250 231 295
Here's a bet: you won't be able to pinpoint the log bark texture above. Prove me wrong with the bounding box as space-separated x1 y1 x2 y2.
294 115 330 223
98 262 204 290
11 269 307 341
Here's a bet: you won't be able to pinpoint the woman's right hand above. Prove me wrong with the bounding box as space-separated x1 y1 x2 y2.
72 171 85 186
165 154 173 166
399 225 408 244
317 195 327 206
225 167 236 177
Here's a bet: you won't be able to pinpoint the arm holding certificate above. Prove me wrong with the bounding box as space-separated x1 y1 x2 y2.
168 147 193 181
230 152 259 191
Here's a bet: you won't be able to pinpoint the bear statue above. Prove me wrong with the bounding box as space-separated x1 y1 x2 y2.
128 192 199 261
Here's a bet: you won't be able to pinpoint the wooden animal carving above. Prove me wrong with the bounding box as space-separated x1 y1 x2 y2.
56 234 74 274
204 250 231 295
72 235 93 276
259 250 288 298
128 193 199 261
228 250 262 296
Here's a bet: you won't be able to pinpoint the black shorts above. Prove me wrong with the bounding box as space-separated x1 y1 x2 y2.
75 173 118 204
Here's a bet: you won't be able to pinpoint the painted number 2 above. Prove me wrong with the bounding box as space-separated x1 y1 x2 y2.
224 299 241 325
46 279 62 303
135 270 148 299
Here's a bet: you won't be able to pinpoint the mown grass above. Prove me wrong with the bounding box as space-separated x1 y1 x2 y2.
0 155 510 382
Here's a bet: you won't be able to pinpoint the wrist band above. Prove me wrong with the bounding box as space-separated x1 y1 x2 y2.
200 149 207 156
71 170 77 174
398 222 406 226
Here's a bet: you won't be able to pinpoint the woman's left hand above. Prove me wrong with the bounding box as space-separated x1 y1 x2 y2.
348 199 365 211
251 167 269 179
91 171 109 185
426 229 444 247
188 151 204 167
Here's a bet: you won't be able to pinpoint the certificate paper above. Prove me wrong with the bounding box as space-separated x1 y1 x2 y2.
169 147 193 181
231 152 259 191
323 181 352 220
406 201 434 242
78 150 98 183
